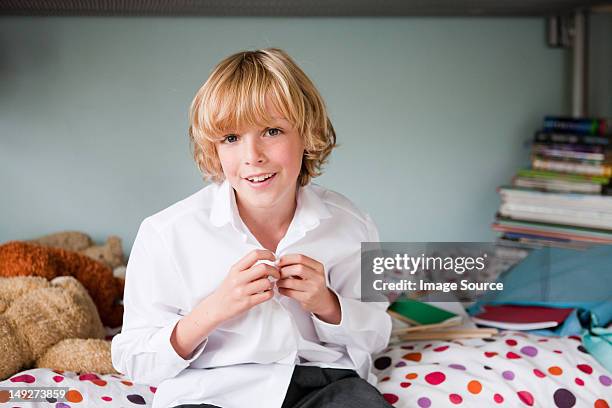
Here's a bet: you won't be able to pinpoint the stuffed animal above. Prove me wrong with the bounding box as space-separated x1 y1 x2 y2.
80 236 125 270
0 275 117 381
28 231 126 269
27 231 92 252
0 241 124 328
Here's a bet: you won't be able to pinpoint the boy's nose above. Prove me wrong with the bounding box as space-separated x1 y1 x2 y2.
243 138 265 165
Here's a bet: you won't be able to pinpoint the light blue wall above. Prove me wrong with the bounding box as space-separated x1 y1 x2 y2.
589 13 612 118
0 17 577 254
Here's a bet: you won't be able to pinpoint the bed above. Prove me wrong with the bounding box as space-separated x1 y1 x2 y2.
1 329 609 407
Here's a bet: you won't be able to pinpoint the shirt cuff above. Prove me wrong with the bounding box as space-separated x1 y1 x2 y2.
149 315 208 367
311 287 350 345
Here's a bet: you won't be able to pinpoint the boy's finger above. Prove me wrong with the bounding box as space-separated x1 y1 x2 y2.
234 249 275 271
278 287 306 302
279 264 314 280
277 253 321 271
276 277 307 292
242 263 280 283
244 277 273 295
249 289 275 306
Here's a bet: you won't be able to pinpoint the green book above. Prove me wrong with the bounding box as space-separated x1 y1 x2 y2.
517 169 609 184
388 297 460 326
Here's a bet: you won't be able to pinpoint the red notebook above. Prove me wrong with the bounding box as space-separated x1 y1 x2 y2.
472 304 574 330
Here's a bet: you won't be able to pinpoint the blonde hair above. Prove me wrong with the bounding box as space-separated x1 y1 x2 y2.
188 48 337 186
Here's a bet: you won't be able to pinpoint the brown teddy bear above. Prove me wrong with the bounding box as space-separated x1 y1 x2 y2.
0 241 124 328
27 231 92 252
28 231 126 270
0 275 117 381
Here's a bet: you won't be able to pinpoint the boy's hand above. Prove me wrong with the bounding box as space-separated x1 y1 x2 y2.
210 249 280 323
276 254 341 325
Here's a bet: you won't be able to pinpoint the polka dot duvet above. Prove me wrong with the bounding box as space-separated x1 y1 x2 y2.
1 331 609 407
373 331 610 407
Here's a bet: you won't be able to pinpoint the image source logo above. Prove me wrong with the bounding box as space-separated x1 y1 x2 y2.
361 242 528 302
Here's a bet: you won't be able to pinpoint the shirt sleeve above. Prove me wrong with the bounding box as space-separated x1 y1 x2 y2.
111 218 208 386
310 213 392 356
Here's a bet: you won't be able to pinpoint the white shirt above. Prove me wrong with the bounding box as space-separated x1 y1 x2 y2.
111 180 392 408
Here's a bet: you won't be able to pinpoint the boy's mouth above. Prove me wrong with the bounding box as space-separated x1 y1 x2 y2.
244 172 277 187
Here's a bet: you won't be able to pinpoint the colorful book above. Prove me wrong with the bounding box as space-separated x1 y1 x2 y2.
543 116 611 136
535 131 610 146
531 156 612 177
502 231 570 242
516 169 609 184
498 234 592 250
498 186 612 211
499 204 612 230
512 176 603 194
532 143 607 161
532 142 606 154
472 304 574 330
387 297 462 326
396 328 497 341
492 216 612 243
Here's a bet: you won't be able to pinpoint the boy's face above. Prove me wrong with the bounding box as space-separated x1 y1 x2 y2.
215 97 305 214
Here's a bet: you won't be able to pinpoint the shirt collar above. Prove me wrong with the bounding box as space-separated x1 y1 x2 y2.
209 179 332 233
209 179 240 229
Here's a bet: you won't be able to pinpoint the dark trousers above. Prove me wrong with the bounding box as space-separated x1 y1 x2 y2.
172 365 393 408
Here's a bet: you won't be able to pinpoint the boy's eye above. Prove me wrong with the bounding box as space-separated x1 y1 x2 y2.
267 128 282 136
223 134 238 143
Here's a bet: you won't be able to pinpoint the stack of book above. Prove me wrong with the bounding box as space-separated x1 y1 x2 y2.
388 297 497 342
492 116 612 247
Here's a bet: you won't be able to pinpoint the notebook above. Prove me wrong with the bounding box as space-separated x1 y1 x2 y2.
472 304 574 330
387 297 462 326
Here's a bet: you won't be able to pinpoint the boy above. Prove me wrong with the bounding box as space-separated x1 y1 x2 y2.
111 48 393 408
